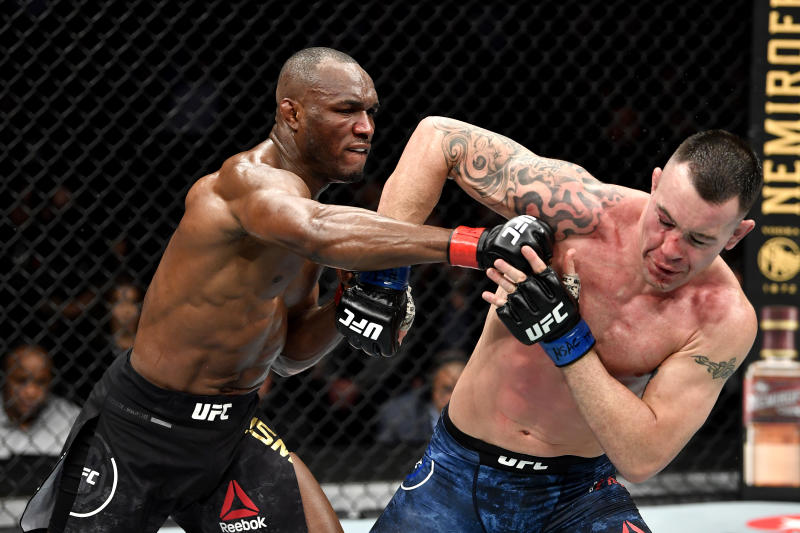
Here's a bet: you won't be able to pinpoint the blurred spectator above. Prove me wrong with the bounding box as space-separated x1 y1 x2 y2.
0 344 80 496
107 280 143 355
376 349 467 445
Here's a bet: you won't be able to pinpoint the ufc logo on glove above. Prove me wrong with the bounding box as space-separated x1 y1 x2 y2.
496 267 596 367
524 302 569 342
338 308 383 340
500 215 539 246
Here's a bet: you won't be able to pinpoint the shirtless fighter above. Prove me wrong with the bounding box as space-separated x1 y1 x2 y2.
19 51 550 533
369 117 762 532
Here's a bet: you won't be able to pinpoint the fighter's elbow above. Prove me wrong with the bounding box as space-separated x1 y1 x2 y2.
614 457 667 484
617 467 656 484
270 355 308 377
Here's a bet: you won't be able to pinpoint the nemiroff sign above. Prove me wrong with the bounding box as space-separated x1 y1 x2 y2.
744 0 800 499
747 0 800 336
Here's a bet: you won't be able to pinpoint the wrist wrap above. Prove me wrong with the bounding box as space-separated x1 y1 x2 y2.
448 226 486 269
540 319 596 367
359 267 410 291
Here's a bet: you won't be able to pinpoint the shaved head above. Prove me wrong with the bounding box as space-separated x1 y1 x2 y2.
276 47 361 103
270 47 378 186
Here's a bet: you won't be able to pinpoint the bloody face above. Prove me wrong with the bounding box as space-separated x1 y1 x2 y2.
639 161 746 292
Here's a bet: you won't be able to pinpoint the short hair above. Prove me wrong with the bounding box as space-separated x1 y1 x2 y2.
2 344 50 376
670 130 763 215
430 348 468 374
276 47 359 102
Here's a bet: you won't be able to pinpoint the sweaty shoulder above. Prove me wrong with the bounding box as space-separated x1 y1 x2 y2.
681 260 757 365
173 147 304 249
695 260 756 327
215 145 312 203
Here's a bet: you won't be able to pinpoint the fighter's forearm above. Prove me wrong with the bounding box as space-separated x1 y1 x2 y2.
377 117 452 223
561 353 680 483
297 204 451 270
277 301 342 376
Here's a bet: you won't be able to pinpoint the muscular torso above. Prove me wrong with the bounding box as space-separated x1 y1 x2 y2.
449 192 733 457
131 143 322 395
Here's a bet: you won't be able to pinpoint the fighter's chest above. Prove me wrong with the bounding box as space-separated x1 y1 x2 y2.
234 243 321 305
557 247 688 374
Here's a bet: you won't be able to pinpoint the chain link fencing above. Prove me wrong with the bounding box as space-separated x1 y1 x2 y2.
3 0 753 525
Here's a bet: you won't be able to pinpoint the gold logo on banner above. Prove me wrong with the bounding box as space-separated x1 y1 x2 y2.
758 237 800 281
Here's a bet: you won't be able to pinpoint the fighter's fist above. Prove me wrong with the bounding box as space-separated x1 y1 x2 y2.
335 267 414 358
490 247 595 367
448 215 554 274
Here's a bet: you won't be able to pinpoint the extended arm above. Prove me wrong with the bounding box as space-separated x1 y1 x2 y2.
237 187 450 271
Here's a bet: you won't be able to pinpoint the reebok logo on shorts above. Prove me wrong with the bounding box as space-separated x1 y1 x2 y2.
621 520 647 533
218 480 267 532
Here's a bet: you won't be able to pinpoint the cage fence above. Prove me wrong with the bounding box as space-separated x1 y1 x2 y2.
2 0 752 525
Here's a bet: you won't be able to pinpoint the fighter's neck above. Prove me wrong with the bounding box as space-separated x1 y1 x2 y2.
266 129 327 198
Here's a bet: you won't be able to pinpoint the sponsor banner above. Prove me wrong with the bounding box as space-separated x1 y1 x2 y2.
745 0 800 499
747 0 800 337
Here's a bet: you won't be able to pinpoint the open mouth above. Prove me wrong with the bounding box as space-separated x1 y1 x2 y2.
346 145 370 156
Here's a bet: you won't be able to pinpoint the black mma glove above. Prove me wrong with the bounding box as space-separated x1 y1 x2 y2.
335 267 414 358
448 215 554 274
497 267 595 367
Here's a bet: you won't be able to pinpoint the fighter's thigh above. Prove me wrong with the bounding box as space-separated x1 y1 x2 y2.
289 452 343 533
545 481 652 533
51 418 168 533
173 420 308 533
370 455 481 533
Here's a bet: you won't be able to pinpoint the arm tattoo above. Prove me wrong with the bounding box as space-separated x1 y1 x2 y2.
434 121 622 239
692 355 737 380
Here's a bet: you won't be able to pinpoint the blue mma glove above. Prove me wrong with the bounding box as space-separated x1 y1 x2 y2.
497 267 595 367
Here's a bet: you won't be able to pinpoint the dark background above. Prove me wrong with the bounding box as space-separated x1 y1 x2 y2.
3 0 753 511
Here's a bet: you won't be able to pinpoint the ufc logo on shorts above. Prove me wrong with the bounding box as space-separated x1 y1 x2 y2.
501 215 538 245
338 308 383 340
525 302 568 342
81 467 100 485
497 456 549 471
192 402 232 421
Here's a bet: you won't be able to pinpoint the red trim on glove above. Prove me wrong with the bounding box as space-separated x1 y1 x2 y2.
448 226 485 269
334 283 344 305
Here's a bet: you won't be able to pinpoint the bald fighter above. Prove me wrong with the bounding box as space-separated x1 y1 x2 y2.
369 117 762 532
20 50 550 533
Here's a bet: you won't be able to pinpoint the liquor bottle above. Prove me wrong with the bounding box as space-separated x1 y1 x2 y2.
743 305 800 487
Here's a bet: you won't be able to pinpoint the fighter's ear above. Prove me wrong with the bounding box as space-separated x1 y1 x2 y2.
278 98 301 131
724 219 755 250
651 167 662 192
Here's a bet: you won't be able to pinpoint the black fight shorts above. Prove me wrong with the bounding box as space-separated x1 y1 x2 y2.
20 352 307 533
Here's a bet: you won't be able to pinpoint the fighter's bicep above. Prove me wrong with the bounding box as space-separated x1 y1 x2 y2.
236 191 320 246
497 158 623 240
641 352 734 443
